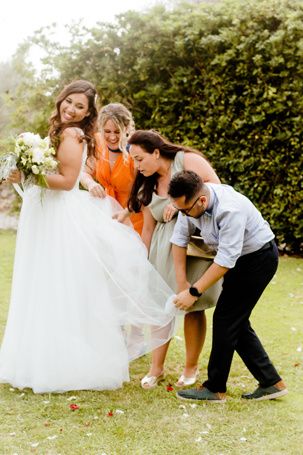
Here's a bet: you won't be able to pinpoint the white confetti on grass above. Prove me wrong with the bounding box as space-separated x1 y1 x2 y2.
67 395 77 401
115 409 124 414
47 435 58 440
297 346 302 352
240 437 247 442
42 400 50 404
30 442 39 448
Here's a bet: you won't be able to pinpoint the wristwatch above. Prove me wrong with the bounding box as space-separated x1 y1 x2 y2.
189 286 203 298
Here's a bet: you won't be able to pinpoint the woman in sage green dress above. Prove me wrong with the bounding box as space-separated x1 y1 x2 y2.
127 130 222 389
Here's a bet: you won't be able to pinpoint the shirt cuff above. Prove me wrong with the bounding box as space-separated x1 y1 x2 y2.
170 233 190 248
214 251 240 269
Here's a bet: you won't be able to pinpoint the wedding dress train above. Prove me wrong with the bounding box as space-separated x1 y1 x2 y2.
0 148 176 393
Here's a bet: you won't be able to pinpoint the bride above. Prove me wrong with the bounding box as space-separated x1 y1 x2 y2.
0 80 176 393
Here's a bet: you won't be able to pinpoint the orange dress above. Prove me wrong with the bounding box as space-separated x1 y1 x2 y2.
94 133 143 235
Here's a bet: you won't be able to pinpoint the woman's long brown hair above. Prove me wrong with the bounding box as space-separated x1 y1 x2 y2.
48 80 98 157
127 130 206 212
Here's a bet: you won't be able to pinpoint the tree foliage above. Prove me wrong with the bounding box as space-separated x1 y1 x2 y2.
4 0 303 252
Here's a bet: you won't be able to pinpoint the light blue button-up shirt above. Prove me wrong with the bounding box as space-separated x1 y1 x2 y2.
170 183 274 269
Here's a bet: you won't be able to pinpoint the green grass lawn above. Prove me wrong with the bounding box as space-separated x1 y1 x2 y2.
0 230 302 455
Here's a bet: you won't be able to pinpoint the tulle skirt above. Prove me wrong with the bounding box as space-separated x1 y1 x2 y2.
0 186 177 393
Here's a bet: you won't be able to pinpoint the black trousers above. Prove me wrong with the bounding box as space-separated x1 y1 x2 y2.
203 241 281 393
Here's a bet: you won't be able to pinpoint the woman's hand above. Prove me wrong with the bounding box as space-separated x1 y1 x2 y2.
112 209 131 224
87 181 106 198
7 169 22 184
163 203 178 222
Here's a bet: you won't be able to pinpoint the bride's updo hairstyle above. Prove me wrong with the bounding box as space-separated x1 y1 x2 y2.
49 80 98 157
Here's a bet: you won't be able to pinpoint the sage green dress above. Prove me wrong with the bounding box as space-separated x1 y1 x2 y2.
148 151 222 312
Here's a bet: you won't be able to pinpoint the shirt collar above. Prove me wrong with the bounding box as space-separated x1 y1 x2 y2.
204 184 214 216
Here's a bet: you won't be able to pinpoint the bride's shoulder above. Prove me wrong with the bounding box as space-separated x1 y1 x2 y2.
61 127 84 140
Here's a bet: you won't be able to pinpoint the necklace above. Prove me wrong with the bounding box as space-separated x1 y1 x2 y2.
108 147 121 153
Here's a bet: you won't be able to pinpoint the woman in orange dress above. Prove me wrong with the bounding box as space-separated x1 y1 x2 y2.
80 103 143 234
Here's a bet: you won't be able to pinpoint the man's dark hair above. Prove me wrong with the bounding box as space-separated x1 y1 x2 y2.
168 170 204 203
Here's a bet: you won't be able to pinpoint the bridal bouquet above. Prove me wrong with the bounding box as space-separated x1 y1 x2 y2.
0 132 58 188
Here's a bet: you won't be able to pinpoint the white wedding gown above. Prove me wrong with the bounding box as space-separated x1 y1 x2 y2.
0 145 177 393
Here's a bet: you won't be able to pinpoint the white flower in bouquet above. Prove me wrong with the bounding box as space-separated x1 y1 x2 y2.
18 132 42 149
32 147 45 164
0 132 58 187
31 165 40 175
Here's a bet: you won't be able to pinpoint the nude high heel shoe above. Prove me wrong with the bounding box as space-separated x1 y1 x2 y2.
141 372 164 389
175 370 198 388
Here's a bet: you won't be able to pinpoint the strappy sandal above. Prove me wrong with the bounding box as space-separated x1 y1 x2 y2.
141 372 164 389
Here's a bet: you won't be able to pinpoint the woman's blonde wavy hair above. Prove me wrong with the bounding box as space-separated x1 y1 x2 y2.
98 103 135 161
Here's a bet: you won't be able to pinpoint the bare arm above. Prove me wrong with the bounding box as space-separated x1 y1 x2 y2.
193 262 228 294
45 128 83 191
184 153 220 183
141 206 157 252
173 262 229 311
80 155 105 198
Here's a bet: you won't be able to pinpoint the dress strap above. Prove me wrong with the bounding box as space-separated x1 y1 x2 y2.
172 151 184 174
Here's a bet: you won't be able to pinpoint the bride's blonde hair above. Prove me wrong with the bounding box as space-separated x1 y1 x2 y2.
98 103 135 161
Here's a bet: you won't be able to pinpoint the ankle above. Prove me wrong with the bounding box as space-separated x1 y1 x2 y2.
275 380 287 390
149 366 164 377
183 365 198 376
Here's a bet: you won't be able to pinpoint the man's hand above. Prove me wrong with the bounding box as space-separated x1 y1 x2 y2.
173 289 197 311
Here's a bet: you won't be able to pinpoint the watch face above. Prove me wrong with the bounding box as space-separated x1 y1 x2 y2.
189 286 201 297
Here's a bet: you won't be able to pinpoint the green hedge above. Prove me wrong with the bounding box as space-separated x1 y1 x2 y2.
8 0 303 253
